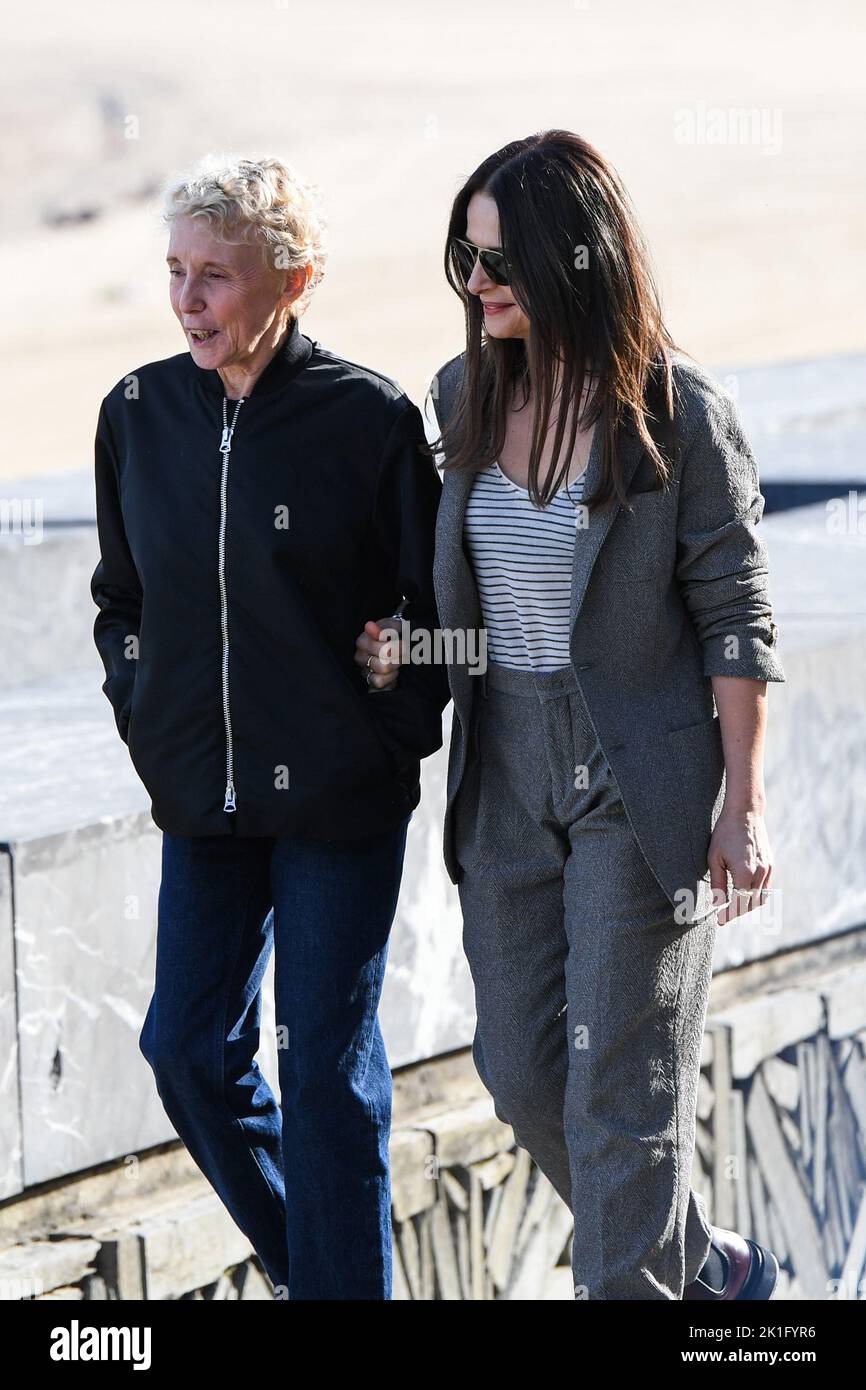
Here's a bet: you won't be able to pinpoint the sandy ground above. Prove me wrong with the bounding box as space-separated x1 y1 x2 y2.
0 0 864 480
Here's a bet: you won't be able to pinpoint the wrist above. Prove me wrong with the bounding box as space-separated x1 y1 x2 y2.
722 787 766 816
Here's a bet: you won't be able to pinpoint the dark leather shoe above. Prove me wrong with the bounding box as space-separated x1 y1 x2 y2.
683 1226 779 1300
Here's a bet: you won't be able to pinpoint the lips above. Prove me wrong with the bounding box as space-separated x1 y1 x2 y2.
188 328 220 342
482 302 513 313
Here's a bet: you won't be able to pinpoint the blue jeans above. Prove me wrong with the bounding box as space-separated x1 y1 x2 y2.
139 816 411 1300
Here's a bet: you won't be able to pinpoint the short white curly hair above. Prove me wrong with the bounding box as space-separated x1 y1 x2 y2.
162 153 328 315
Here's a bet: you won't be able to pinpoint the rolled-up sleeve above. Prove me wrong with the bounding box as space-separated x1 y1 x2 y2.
674 379 786 683
90 398 143 742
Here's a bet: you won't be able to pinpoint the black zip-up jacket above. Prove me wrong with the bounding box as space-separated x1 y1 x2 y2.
90 317 451 840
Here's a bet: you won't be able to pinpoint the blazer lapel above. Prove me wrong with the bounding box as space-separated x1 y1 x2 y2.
569 409 645 627
434 462 482 634
436 408 648 638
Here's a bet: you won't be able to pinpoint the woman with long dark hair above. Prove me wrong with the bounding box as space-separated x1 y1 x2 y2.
357 130 785 1299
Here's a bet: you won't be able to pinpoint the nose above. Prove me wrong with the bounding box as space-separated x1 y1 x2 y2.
466 254 494 296
178 274 205 315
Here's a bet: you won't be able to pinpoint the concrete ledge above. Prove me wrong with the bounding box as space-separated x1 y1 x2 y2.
0 529 101 692
3 936 865 1300
0 671 472 1194
0 1067 575 1302
730 352 866 506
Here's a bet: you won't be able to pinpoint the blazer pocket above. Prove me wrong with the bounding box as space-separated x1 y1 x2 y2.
618 489 666 546
667 713 726 882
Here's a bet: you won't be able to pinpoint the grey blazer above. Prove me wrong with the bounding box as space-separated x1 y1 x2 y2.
430 352 786 926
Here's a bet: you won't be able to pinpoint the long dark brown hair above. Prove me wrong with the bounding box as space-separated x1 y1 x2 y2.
435 130 687 510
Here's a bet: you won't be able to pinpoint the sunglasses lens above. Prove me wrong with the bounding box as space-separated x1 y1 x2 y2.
452 239 511 287
452 240 475 281
480 250 509 286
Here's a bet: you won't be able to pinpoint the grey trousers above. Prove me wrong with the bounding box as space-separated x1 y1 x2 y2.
453 659 717 1300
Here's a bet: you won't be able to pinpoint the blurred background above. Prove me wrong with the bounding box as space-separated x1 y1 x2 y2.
2 0 865 479
1 0 865 1304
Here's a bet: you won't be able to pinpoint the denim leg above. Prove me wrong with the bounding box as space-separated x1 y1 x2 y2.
139 832 290 1290
269 815 410 1300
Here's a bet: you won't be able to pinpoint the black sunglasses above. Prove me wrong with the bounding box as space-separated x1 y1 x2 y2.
451 237 512 287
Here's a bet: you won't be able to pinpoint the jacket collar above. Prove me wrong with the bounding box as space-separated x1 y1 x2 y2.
191 315 314 398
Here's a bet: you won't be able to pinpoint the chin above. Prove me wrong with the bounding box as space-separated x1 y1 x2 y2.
188 338 229 366
484 312 525 340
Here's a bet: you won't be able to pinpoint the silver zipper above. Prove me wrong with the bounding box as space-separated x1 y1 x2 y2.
218 396 245 812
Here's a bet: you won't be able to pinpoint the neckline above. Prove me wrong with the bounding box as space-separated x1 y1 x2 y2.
492 456 588 498
492 418 599 497
190 315 314 399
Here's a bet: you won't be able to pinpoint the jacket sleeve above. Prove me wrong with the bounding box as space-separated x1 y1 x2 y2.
674 378 786 683
90 398 142 743
366 398 452 764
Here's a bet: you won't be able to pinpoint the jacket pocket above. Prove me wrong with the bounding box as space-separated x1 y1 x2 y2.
103 671 135 745
365 704 407 774
667 713 726 883
347 677 412 791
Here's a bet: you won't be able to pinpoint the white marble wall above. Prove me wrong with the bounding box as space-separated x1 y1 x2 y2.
0 852 20 1199
0 529 101 692
0 677 471 1191
710 502 866 969
11 816 167 1188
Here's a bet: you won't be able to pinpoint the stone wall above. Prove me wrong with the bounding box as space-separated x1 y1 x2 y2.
3 927 865 1300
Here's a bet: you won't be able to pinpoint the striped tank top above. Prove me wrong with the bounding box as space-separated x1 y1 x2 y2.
463 459 586 671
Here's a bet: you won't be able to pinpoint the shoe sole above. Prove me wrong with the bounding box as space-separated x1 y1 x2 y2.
739 1239 780 1300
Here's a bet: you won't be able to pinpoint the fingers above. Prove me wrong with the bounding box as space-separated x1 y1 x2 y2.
723 871 767 925
367 667 400 690
354 617 404 689
354 617 404 674
354 631 383 665
709 857 730 925
709 834 776 926
353 637 401 673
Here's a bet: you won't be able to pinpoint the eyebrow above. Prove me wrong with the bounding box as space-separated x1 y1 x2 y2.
165 255 233 271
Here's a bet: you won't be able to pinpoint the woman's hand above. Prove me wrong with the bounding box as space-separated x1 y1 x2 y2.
354 618 403 691
707 804 773 926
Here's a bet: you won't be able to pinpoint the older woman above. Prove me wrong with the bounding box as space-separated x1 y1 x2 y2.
90 155 449 1300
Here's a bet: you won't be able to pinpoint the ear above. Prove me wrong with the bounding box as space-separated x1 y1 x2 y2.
281 263 312 310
